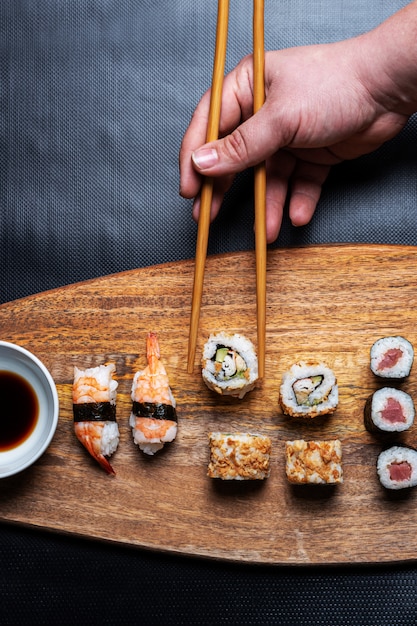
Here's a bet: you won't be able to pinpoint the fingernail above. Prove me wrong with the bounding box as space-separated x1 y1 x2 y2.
192 147 218 170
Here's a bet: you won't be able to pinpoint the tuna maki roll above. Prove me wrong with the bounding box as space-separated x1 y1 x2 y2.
201 332 258 399
377 446 417 490
279 360 338 418
370 336 414 379
364 387 415 433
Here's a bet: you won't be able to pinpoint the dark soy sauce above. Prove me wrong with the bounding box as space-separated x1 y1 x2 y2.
0 371 39 451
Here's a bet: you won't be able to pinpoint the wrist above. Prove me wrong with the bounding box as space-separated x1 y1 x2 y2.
357 1 417 116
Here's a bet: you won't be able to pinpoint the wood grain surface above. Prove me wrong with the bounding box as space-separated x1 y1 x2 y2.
1 244 417 565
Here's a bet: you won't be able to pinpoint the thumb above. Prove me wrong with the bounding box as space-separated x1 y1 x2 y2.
191 106 283 177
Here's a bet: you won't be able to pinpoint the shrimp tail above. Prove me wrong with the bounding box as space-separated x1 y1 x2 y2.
75 430 116 476
147 332 160 369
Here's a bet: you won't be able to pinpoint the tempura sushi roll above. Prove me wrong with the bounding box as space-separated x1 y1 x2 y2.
201 332 258 399
364 387 415 433
207 432 271 480
377 446 417 490
370 336 414 379
73 363 119 475
285 440 343 485
279 360 338 418
130 332 177 456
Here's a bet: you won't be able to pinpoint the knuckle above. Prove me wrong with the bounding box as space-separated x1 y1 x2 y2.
222 129 250 164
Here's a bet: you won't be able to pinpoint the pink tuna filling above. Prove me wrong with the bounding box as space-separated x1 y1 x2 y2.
381 397 406 424
377 348 403 370
389 461 412 482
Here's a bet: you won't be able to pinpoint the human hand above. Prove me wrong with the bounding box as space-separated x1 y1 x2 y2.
179 21 413 242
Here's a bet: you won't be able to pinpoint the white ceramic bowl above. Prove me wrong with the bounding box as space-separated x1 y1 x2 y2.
0 341 59 478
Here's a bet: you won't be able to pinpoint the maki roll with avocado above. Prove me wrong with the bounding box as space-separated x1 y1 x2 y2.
370 336 414 379
201 332 258 399
279 360 338 418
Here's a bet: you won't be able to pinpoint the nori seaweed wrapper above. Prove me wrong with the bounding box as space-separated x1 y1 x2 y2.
132 401 177 422
364 393 379 433
73 402 116 423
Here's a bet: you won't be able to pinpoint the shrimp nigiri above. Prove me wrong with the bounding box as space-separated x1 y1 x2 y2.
130 332 178 455
73 363 119 475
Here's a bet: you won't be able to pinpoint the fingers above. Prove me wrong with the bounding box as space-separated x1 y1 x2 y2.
179 46 332 242
191 102 284 179
263 155 331 243
189 152 331 244
179 56 254 199
179 89 212 200
288 161 331 228
191 173 235 223
264 151 296 243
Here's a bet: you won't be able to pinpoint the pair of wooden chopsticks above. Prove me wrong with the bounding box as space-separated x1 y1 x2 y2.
187 0 266 378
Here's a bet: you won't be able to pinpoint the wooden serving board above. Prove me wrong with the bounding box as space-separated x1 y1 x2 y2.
1 244 417 565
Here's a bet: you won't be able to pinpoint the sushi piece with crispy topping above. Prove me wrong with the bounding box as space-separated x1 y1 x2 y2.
285 440 343 485
207 432 271 480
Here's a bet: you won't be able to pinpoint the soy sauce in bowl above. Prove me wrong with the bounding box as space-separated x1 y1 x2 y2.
0 371 39 451
0 341 59 478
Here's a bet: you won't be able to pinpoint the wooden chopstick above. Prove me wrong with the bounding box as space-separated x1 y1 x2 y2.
253 0 266 380
187 0 266 377
187 0 230 374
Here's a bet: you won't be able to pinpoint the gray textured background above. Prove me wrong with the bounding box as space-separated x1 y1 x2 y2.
1 0 416 303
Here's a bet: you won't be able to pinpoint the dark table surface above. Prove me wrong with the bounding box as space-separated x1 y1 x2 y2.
2 1 417 623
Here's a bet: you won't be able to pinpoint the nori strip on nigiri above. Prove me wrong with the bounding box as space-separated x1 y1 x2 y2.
73 402 117 422
131 401 177 421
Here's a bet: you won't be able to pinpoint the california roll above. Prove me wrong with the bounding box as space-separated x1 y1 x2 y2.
279 360 338 418
201 332 258 399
